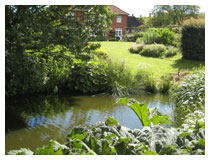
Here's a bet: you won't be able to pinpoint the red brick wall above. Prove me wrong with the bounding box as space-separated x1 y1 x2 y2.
105 15 128 40
111 15 127 35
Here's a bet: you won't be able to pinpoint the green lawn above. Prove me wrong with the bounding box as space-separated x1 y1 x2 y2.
99 41 204 80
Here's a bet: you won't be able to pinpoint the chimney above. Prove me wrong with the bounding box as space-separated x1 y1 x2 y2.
132 14 134 17
149 13 151 17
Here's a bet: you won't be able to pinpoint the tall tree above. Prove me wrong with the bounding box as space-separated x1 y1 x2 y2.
150 5 200 27
5 5 113 96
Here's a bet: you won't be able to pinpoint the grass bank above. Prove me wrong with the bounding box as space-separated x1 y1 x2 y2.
99 42 204 80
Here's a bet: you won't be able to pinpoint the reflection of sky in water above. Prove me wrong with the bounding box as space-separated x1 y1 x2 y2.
5 94 173 153
25 95 173 131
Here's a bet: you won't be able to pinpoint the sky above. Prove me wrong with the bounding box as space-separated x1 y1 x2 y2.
117 4 205 17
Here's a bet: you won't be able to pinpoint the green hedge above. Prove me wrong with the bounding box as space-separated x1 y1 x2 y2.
181 18 205 61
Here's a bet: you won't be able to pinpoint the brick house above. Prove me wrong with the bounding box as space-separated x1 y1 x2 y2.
106 5 142 40
106 5 129 40
72 5 142 40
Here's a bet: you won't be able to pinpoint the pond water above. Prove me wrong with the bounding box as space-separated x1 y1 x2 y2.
5 93 173 153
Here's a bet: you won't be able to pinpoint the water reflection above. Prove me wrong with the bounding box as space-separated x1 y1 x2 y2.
5 93 173 153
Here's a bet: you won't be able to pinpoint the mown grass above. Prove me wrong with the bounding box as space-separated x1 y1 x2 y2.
99 41 204 81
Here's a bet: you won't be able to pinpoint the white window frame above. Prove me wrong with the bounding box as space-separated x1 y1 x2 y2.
115 28 123 37
116 16 122 23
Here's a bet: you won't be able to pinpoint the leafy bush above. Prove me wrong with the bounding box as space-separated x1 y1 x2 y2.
91 48 108 59
84 43 101 53
109 38 116 41
142 28 158 44
67 59 109 93
165 47 180 57
128 44 145 54
181 18 205 61
156 28 175 46
5 47 74 96
171 70 205 126
136 37 144 44
95 35 105 41
171 70 205 111
115 36 121 41
140 44 167 58
125 32 144 42
142 28 176 46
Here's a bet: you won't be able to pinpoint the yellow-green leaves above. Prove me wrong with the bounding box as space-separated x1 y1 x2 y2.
116 98 171 127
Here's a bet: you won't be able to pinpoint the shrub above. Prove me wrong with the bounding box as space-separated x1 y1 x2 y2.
67 59 109 93
91 48 108 59
181 18 205 61
142 28 176 46
125 32 143 42
156 28 175 46
171 70 205 111
136 37 144 44
128 44 145 54
142 29 158 44
165 47 179 57
115 36 121 41
109 38 116 41
84 43 101 53
140 44 167 58
171 70 205 127
95 35 105 41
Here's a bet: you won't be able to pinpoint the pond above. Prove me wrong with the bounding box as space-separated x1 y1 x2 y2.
5 93 173 153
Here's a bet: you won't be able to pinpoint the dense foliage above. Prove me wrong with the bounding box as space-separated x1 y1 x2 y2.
150 5 200 27
171 70 205 126
141 28 176 46
140 44 167 58
128 44 145 54
5 5 113 97
181 18 205 61
165 47 180 57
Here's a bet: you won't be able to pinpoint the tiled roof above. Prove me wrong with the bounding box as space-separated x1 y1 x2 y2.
127 16 142 27
108 5 129 15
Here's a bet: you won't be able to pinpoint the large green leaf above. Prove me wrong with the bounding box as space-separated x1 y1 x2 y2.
129 103 150 127
150 115 172 125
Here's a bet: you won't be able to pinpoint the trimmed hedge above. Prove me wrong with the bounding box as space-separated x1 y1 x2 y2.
181 18 205 61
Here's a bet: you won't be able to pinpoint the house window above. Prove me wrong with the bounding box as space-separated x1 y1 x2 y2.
116 16 122 23
115 28 122 37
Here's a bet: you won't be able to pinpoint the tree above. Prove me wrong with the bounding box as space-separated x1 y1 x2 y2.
5 5 114 96
149 5 200 27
